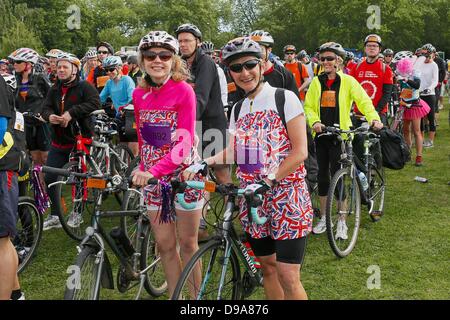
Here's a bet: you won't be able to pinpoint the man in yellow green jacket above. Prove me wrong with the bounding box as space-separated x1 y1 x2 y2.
303 42 383 239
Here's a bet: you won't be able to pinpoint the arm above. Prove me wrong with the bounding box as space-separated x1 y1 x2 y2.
430 64 439 90
303 78 321 127
406 77 420 89
375 84 393 112
149 87 197 178
0 117 7 142
99 80 110 104
298 64 311 93
194 56 217 120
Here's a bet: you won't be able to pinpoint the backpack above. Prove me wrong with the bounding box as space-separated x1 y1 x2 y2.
233 88 318 183
379 127 411 170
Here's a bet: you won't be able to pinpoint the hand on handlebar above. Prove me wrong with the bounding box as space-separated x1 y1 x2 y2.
312 122 325 134
370 120 384 131
183 161 208 181
243 181 270 195
131 169 154 187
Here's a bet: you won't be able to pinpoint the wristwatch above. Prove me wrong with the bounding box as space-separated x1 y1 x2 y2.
267 173 278 187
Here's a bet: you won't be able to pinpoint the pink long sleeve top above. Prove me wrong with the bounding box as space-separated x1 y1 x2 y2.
132 78 197 179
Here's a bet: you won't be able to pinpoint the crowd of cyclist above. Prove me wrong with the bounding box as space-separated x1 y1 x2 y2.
0 23 448 300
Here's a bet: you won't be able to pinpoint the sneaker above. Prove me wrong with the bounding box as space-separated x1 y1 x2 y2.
312 216 327 234
415 156 423 167
423 140 434 148
67 212 84 228
10 291 25 300
43 215 62 231
335 220 348 240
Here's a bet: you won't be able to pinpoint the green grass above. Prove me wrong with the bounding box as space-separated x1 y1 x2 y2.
20 104 450 300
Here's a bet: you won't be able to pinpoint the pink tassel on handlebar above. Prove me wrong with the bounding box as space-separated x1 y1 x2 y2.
31 165 50 215
158 180 175 224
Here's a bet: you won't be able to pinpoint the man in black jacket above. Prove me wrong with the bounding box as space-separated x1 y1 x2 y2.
41 52 100 230
176 23 231 239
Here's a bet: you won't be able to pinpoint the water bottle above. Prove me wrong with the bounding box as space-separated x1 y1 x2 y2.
414 176 428 183
357 170 369 191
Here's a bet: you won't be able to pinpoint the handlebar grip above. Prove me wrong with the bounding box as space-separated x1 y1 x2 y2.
40 166 86 178
250 207 268 225
176 193 198 210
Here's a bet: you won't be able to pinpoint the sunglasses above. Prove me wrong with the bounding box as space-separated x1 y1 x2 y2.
143 50 173 62
385 55 393 57
319 56 336 62
105 68 116 73
14 60 26 64
97 50 109 55
285 52 296 55
229 59 260 73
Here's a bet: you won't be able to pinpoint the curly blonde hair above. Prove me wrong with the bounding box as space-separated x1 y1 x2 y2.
137 52 190 88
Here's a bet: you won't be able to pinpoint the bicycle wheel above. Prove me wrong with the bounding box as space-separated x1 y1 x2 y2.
140 223 168 297
120 157 141 241
368 163 386 222
326 167 361 258
111 144 134 205
172 239 241 300
307 180 321 218
64 246 101 300
15 197 43 274
55 161 95 241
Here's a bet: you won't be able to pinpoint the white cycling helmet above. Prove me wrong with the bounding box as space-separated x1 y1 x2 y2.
102 56 123 69
9 48 39 65
84 49 97 59
46 49 63 58
56 51 81 71
2 74 17 91
393 51 413 63
138 31 179 53
249 30 274 47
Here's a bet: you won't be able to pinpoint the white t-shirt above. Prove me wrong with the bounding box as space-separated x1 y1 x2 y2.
415 60 439 95
229 82 304 132
216 64 228 107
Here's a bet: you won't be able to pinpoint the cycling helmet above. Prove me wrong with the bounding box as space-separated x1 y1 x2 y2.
38 56 50 65
102 56 123 69
201 41 215 54
317 42 346 58
56 51 81 71
297 50 308 60
2 74 17 91
421 43 436 53
345 51 355 60
221 37 262 65
283 45 296 53
175 23 202 40
127 55 138 65
249 30 274 47
96 42 114 55
34 63 46 74
9 48 39 65
364 34 382 46
383 48 394 56
46 49 63 58
138 31 179 53
393 51 413 63
84 49 97 59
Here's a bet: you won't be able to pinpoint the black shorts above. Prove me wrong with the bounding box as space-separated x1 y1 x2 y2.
0 171 19 238
246 233 308 265
26 124 51 151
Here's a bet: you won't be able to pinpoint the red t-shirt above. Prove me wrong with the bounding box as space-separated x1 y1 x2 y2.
284 62 310 100
350 59 393 114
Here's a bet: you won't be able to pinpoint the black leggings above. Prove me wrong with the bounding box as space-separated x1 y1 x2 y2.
420 95 436 132
44 146 72 217
315 136 343 196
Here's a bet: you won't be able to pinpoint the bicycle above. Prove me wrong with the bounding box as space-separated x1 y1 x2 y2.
170 178 269 300
37 165 166 300
52 111 134 241
319 124 385 258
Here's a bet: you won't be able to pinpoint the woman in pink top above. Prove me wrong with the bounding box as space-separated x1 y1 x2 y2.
131 31 203 297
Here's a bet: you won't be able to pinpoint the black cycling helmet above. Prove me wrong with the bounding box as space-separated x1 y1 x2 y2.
96 41 114 55
175 23 202 40
317 42 346 58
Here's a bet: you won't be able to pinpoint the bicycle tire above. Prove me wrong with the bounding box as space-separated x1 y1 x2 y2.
55 161 95 241
140 223 168 297
15 197 43 274
171 238 242 300
64 246 101 300
121 157 141 241
326 167 361 258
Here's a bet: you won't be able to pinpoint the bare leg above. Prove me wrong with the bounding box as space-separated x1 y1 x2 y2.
0 237 18 300
277 261 307 300
257 254 284 299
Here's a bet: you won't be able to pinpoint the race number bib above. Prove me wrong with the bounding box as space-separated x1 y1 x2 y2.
321 90 336 108
140 123 171 148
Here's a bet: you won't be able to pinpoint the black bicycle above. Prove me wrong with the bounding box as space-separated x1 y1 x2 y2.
319 124 385 258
